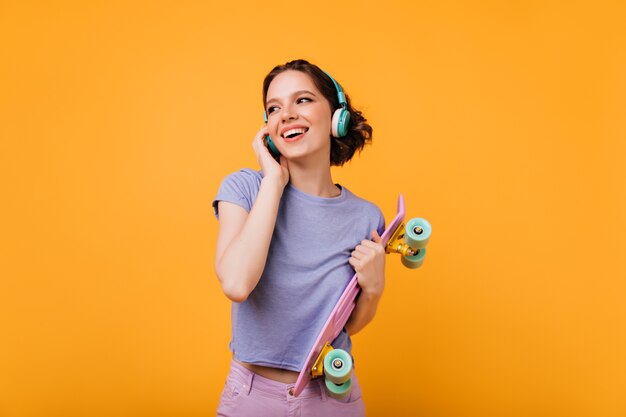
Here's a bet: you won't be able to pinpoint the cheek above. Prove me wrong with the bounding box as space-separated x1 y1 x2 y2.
268 119 280 137
309 109 332 132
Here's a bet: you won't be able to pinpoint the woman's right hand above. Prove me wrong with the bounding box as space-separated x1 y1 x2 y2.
252 125 289 188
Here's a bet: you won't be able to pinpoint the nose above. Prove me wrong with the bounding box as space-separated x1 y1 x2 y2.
280 104 298 122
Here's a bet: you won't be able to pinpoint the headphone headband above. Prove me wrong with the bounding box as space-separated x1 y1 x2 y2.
321 69 350 137
322 70 347 107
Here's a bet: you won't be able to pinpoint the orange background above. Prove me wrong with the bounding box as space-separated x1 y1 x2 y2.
1 1 625 416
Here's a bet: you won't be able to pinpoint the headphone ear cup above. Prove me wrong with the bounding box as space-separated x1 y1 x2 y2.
265 135 280 158
332 108 350 138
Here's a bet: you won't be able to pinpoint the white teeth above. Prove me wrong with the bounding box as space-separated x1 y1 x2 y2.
282 128 308 138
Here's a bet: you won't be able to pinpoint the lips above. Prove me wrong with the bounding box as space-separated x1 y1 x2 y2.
280 125 309 138
283 128 308 143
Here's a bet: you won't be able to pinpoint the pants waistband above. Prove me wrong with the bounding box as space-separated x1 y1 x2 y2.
228 359 327 400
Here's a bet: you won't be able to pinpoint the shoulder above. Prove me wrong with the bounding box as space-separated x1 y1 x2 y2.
343 187 382 212
217 168 264 196
213 168 264 218
222 168 263 186
343 187 385 222
338 186 386 235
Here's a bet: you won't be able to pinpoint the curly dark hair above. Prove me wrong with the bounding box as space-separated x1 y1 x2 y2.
262 59 373 166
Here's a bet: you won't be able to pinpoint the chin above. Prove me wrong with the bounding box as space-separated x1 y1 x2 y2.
286 148 330 164
281 135 330 160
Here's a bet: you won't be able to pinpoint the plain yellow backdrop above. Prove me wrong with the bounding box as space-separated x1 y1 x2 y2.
1 1 625 416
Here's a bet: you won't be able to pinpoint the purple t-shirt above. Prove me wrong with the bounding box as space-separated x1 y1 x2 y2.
213 169 385 371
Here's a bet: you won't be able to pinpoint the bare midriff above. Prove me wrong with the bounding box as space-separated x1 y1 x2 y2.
236 359 300 384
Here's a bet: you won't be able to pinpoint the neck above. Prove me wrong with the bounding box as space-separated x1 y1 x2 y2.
287 159 339 198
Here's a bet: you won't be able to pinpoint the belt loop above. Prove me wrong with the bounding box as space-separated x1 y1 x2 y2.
244 370 254 395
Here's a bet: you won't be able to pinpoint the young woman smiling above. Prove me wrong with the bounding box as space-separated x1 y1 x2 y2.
213 59 386 417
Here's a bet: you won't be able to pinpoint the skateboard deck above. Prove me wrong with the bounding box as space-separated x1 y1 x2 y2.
293 194 410 396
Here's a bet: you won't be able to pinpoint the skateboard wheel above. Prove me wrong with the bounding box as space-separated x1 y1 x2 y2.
325 376 352 399
401 247 427 269
405 218 432 249
323 349 353 384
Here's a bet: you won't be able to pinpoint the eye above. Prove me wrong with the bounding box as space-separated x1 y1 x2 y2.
267 106 279 114
297 97 312 104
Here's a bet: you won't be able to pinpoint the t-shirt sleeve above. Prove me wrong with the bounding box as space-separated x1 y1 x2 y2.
212 169 262 220
376 207 386 236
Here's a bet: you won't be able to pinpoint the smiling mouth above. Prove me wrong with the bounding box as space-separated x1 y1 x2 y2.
282 127 309 140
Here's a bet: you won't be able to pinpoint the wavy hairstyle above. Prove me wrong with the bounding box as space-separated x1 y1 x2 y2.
262 59 373 166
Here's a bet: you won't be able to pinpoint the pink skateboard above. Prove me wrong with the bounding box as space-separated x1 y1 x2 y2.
293 194 432 397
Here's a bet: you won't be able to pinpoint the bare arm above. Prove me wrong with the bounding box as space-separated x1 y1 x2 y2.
215 178 284 302
345 291 382 335
214 126 289 302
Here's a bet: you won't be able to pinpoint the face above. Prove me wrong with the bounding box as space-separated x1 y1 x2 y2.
265 70 333 161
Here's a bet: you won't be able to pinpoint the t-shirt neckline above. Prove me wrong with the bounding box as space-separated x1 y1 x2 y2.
286 182 346 203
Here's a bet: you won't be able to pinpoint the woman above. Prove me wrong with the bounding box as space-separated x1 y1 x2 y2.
213 59 386 416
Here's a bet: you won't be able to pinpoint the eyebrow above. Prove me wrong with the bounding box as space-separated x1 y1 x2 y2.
266 90 317 106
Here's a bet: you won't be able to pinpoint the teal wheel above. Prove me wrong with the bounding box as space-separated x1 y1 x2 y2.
325 376 352 400
401 247 427 269
323 349 353 384
405 218 432 249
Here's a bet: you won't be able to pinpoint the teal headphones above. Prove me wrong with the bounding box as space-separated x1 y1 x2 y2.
323 70 351 138
263 70 350 158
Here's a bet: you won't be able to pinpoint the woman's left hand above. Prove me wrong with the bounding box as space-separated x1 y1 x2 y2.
349 230 386 297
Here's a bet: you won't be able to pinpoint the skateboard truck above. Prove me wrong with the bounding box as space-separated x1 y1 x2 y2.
311 342 334 378
386 222 420 257
311 342 354 399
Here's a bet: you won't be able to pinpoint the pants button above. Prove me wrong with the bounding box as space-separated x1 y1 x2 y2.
288 388 294 396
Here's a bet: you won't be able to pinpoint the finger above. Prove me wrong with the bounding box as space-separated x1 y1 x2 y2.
359 241 381 252
351 250 364 260
362 240 385 254
354 247 375 260
253 129 264 146
254 126 264 139
253 138 268 160
359 244 375 253
348 257 360 269
255 135 271 157
252 136 260 154
371 230 382 244
253 126 269 144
